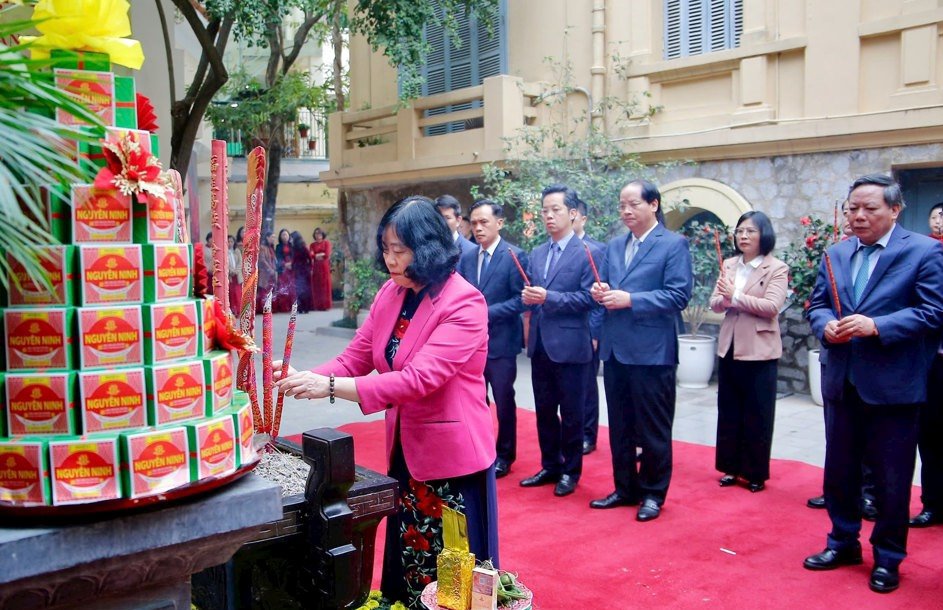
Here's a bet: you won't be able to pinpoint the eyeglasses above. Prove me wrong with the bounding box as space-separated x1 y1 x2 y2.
734 228 759 236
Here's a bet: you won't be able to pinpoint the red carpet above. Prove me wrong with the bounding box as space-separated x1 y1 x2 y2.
293 410 943 609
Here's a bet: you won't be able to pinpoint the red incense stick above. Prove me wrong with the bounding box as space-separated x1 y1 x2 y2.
583 242 602 285
823 251 842 319
713 229 726 276
271 300 298 439
833 201 840 243
507 247 531 287
261 291 274 434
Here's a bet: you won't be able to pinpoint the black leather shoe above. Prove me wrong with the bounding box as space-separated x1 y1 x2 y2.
519 469 559 487
909 509 941 528
748 481 765 493
802 547 863 570
494 459 510 479
862 497 878 522
636 498 661 522
589 491 637 509
807 495 826 509
553 474 578 497
582 440 596 455
869 566 900 593
718 474 737 487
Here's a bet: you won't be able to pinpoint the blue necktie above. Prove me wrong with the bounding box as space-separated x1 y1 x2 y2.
546 243 561 279
479 250 490 283
853 245 878 305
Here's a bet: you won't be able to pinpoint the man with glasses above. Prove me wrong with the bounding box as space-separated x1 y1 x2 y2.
519 184 600 498
588 179 692 522
804 174 943 593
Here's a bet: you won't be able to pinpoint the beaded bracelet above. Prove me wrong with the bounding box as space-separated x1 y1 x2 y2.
329 373 335 404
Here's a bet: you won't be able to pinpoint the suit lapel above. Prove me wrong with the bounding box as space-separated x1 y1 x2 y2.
621 225 662 281
478 249 494 289
546 238 578 286
392 285 437 368
858 227 906 306
375 285 407 373
741 259 768 294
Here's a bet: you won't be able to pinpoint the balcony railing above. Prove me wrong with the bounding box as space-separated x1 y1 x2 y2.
322 75 542 187
213 108 327 160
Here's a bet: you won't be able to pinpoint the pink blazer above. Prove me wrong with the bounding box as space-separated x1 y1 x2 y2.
312 272 496 481
709 256 789 361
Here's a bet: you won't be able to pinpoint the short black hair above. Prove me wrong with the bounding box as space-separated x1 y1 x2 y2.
624 179 666 224
541 184 580 210
848 174 905 209
435 194 463 218
930 202 943 216
734 211 776 256
278 228 291 243
469 199 504 219
576 199 590 217
313 227 326 239
376 195 459 287
205 231 212 242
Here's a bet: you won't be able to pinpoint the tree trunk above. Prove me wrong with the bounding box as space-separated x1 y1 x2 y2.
262 139 282 237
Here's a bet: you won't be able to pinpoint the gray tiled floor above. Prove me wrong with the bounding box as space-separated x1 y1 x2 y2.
267 305 919 482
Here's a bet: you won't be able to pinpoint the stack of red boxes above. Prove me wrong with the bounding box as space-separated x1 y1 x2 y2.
0 50 255 509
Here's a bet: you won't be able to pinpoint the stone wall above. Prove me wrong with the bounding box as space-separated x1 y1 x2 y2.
340 144 943 394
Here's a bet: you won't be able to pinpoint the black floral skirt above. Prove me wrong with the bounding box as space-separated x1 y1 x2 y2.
380 442 499 608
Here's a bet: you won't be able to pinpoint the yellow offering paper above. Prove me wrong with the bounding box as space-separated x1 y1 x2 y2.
437 506 475 610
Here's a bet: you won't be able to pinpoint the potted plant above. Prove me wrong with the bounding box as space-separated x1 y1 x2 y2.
307 138 317 151
297 122 309 138
678 220 733 388
782 214 842 404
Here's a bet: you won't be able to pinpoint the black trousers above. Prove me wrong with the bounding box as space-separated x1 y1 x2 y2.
583 346 601 445
530 348 588 477
824 381 919 568
715 351 778 482
485 356 518 464
917 354 943 511
603 359 676 503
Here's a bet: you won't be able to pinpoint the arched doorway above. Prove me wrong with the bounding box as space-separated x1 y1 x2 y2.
660 178 753 231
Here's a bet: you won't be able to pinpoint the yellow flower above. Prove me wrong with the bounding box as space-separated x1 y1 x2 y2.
22 0 144 69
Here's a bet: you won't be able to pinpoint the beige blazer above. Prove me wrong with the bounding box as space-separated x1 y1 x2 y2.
709 255 789 361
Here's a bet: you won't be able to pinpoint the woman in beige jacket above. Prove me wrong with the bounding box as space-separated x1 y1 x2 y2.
709 211 788 492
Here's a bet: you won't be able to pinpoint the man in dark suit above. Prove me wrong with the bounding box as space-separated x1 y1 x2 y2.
458 199 528 479
911 201 943 528
436 194 478 257
588 179 692 522
520 184 599 497
804 174 943 593
574 198 606 455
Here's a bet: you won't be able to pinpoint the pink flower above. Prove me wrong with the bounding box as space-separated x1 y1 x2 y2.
800 217 811 226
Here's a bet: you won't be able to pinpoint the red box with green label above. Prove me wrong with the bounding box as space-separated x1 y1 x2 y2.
145 361 205 426
77 304 143 369
5 245 75 307
185 414 237 481
203 350 235 416
142 300 199 364
121 426 191 498
49 436 122 505
142 244 192 303
229 401 258 467
78 244 143 306
5 372 77 436
71 185 132 243
3 308 75 371
78 368 147 434
198 297 216 355
54 69 114 127
133 189 177 244
0 439 51 506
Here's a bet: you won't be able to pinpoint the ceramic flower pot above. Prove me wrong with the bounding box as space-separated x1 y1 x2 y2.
677 334 717 389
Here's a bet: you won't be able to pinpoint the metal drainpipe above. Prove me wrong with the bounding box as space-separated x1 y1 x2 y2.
590 0 607 127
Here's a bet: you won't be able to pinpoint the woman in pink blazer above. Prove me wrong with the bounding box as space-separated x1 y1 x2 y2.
709 211 789 493
275 196 498 606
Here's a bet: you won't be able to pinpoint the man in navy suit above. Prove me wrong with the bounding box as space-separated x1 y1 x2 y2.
436 194 478 257
803 174 943 593
588 179 692 522
520 184 600 497
574 199 606 455
458 199 528 479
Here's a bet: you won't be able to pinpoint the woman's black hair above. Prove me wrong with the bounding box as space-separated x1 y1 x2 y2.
278 228 291 243
734 210 776 256
375 195 459 287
